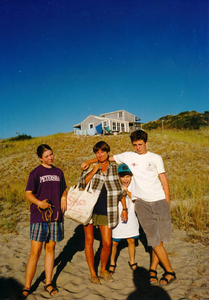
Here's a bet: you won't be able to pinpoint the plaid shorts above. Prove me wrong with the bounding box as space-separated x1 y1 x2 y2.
30 222 64 242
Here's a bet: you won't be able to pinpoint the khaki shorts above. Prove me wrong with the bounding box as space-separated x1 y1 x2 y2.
135 199 172 247
92 214 108 226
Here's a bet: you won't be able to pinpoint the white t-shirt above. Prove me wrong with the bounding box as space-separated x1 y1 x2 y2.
113 151 166 202
112 193 139 239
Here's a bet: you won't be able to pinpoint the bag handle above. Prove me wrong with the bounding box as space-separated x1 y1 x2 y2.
85 180 93 192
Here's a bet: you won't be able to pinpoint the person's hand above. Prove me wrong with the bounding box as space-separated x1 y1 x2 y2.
92 163 100 173
38 199 51 210
123 186 128 191
121 210 128 222
81 162 90 170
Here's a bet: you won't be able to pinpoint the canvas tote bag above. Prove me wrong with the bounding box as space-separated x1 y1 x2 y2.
65 181 99 225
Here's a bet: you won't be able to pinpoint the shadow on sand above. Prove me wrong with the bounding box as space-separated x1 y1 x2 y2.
127 267 171 300
0 277 22 300
30 224 86 293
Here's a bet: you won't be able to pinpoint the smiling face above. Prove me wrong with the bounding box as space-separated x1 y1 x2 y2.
119 174 132 188
39 149 54 168
132 139 148 155
95 149 109 163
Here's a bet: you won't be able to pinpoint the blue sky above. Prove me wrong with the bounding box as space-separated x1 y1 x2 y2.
0 0 208 139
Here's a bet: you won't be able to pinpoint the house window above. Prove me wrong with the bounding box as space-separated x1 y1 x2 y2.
112 122 116 131
119 111 123 118
103 120 107 127
117 123 120 131
121 123 125 132
89 123 94 129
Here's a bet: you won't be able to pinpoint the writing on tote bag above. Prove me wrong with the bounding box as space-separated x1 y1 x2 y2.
65 181 99 225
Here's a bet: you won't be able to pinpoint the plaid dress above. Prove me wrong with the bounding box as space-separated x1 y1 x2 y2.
79 163 125 228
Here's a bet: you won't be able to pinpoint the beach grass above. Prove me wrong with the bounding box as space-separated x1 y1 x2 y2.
0 128 208 242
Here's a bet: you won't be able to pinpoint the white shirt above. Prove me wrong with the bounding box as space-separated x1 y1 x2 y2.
113 151 166 202
112 193 139 239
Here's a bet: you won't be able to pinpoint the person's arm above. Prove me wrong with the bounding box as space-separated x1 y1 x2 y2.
61 189 67 213
81 158 97 170
108 155 115 162
85 163 100 184
123 186 132 200
25 190 50 209
159 173 170 204
81 155 116 170
120 196 128 222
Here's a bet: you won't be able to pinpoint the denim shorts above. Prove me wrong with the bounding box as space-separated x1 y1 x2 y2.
135 199 172 247
30 222 64 242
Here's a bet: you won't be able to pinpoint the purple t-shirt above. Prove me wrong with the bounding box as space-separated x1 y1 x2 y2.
26 165 67 223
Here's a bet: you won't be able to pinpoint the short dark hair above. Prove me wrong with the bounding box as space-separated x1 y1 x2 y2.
130 130 148 143
93 141 110 153
37 144 52 158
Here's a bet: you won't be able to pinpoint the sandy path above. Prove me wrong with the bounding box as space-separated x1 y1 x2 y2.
0 218 208 300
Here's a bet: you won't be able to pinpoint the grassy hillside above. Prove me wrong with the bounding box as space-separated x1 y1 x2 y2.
0 129 208 242
143 111 209 130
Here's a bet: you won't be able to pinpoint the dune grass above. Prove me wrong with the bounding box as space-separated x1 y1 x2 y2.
0 128 208 242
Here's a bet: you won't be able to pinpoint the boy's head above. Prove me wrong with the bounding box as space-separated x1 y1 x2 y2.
130 130 148 155
118 164 132 187
130 130 148 143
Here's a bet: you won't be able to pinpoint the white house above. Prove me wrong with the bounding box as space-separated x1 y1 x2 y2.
73 110 141 135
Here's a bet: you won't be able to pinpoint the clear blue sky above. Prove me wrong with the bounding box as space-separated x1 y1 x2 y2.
0 0 208 139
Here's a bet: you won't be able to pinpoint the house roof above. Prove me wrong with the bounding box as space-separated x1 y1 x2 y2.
73 114 130 128
73 115 106 128
100 109 133 116
100 109 140 120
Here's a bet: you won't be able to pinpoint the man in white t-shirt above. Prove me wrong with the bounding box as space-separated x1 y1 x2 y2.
82 130 176 286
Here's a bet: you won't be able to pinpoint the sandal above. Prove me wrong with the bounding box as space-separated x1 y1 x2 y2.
21 287 30 298
108 264 116 274
159 271 176 286
90 276 101 284
149 269 158 284
44 284 59 296
128 261 138 271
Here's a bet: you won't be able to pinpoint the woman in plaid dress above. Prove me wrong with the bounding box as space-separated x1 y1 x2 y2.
79 141 128 284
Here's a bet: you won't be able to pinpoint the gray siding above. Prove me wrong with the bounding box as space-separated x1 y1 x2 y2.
81 116 103 130
101 110 136 122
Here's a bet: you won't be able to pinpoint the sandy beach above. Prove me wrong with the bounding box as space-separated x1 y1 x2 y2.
0 215 208 300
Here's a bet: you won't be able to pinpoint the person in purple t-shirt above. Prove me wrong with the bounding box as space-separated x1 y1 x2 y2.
22 144 67 298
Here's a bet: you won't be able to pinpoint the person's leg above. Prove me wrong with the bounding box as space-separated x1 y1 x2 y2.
99 225 113 282
135 199 175 284
109 240 118 273
23 240 43 297
83 224 97 278
153 241 175 284
99 225 112 273
44 241 57 296
149 249 159 283
127 238 137 270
